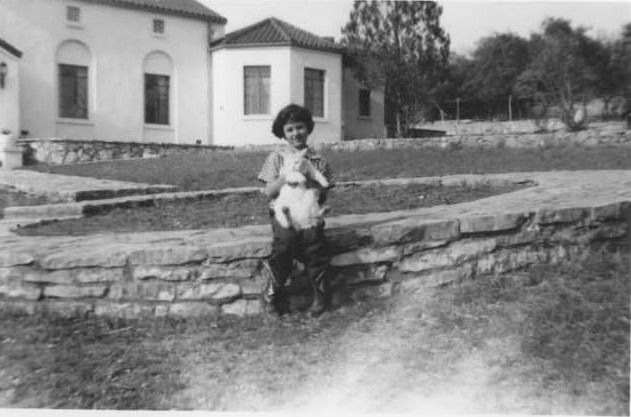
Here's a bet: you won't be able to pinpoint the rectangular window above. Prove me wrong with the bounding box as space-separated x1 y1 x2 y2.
153 19 165 34
144 74 170 125
66 6 81 22
359 89 371 117
244 66 270 115
304 68 324 117
58 64 88 119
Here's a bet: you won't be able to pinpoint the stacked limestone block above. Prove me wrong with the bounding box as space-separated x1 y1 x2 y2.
0 198 628 319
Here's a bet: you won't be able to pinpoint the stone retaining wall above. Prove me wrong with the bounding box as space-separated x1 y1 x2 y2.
420 119 566 135
1 198 628 319
16 122 631 165
322 129 631 152
239 127 631 153
18 138 233 165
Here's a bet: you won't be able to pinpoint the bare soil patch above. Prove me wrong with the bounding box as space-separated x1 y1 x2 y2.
14 181 528 236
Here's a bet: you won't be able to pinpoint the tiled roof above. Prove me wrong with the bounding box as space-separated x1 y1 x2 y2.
0 37 22 58
80 0 227 23
211 17 343 53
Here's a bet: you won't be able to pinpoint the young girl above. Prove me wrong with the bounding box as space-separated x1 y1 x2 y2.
257 104 334 317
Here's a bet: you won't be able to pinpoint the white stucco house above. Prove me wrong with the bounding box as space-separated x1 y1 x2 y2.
0 0 385 147
0 37 22 139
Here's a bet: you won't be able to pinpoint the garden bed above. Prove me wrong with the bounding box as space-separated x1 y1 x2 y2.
14 181 529 236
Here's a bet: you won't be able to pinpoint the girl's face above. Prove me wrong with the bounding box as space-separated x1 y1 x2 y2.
283 120 308 150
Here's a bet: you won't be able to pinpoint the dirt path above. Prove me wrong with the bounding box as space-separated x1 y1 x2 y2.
173 287 592 414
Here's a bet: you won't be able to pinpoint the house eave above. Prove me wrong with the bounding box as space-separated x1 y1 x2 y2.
0 38 23 58
78 0 228 24
210 42 344 55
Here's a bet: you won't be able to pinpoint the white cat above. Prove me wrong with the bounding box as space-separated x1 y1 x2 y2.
273 149 330 230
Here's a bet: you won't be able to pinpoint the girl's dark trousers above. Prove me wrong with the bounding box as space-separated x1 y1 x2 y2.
264 210 329 314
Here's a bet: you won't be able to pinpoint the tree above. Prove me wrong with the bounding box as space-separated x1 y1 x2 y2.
607 23 631 120
341 1 450 136
431 53 473 120
464 33 530 119
514 18 601 131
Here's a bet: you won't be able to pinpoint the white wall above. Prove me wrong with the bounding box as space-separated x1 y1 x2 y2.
0 48 20 137
342 68 386 140
211 46 292 146
0 0 224 144
212 45 343 147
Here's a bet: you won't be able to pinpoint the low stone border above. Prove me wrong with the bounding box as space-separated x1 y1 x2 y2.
0 170 629 319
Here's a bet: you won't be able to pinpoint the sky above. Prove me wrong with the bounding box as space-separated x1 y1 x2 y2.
200 0 631 55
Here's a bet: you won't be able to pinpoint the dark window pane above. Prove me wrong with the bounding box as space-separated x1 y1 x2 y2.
244 66 270 115
67 6 80 22
304 68 324 117
144 73 170 124
359 89 371 117
153 19 165 34
58 64 88 119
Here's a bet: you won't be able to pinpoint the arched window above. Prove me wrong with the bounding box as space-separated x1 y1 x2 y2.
56 40 91 119
143 51 173 125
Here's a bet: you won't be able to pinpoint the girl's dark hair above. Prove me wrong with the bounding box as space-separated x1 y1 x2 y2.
271 104 314 139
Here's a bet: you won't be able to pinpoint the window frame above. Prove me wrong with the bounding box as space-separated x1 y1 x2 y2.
58 63 89 120
144 73 171 125
243 65 271 116
304 67 325 118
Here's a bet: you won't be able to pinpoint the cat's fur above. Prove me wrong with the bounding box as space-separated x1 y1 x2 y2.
273 149 330 230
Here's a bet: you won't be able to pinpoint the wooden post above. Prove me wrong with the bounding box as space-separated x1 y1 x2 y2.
456 97 460 123
508 94 513 121
454 97 460 136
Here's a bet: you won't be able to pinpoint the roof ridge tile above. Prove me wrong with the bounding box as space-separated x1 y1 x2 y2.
213 16 343 53
268 17 292 42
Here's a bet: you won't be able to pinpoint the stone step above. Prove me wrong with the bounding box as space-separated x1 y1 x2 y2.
70 185 179 202
0 170 178 202
0 217 81 235
3 203 84 221
2 186 262 222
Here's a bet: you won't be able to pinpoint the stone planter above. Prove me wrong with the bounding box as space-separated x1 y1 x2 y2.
0 132 15 149
0 131 23 169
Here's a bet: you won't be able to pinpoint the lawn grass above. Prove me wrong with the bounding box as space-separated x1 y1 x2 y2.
24 144 631 191
1 248 628 413
14 181 528 236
